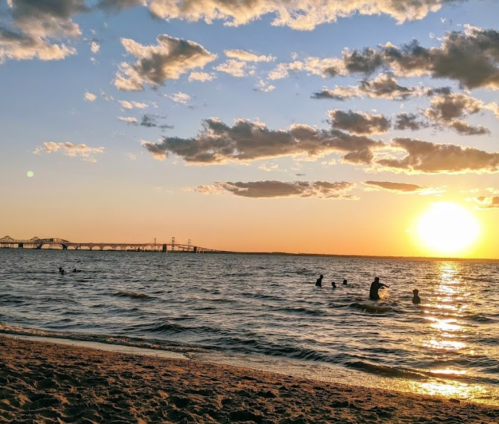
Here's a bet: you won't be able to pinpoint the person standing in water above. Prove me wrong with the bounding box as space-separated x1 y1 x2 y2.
331 281 336 288
412 289 421 304
343 279 348 285
315 275 324 287
369 277 389 300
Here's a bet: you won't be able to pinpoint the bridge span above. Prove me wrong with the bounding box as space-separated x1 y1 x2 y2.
0 236 225 253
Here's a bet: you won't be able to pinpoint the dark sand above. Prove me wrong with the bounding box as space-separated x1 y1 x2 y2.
1 336 498 423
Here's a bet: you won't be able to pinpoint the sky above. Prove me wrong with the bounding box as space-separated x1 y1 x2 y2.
1 0 499 258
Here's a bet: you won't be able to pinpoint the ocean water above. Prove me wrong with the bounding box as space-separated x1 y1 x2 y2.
1 249 499 405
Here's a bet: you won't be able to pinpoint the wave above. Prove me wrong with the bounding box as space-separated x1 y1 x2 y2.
275 306 325 316
113 291 154 300
349 303 395 314
346 361 428 380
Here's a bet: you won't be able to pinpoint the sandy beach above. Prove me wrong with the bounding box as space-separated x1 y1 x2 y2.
1 336 499 423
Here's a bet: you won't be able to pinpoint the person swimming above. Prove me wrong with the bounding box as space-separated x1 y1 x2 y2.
369 277 389 301
331 281 336 288
412 289 421 304
343 279 348 285
315 274 324 287
58 267 65 275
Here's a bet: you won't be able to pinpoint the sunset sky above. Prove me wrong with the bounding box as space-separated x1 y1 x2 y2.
1 0 499 258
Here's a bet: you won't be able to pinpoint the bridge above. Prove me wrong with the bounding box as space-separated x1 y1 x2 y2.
0 236 225 253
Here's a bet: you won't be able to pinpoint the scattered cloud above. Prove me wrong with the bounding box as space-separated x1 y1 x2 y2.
114 34 216 91
188 71 215 82
363 180 443 195
168 92 191 104
34 141 104 162
268 57 341 80
215 60 254 77
84 91 97 102
394 113 428 131
141 118 384 164
329 110 391 135
225 49 275 62
140 114 173 130
91 41 100 54
102 0 470 31
119 100 148 109
118 116 138 124
255 80 276 93
193 180 356 199
377 138 499 174
472 196 499 209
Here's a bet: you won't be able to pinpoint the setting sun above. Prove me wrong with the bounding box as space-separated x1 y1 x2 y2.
416 203 481 255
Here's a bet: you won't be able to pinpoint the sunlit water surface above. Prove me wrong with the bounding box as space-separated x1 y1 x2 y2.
1 250 499 405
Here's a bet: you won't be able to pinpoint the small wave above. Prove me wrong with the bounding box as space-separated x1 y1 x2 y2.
465 313 493 323
276 306 325 316
114 291 153 300
346 361 427 380
349 303 394 314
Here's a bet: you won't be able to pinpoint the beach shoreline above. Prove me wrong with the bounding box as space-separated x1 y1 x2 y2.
1 335 498 423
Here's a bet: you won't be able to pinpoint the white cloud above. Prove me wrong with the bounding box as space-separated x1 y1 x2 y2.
34 141 104 163
188 71 215 82
215 60 254 77
225 49 275 62
91 41 100 54
118 116 138 124
168 92 191 104
84 91 97 102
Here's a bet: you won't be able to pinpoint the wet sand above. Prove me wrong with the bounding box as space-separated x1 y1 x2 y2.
1 336 498 423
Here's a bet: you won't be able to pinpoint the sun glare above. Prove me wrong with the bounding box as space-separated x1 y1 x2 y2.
416 203 480 256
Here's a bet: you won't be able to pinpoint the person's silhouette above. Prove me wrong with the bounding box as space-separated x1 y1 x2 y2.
343 279 348 285
315 274 324 287
369 277 389 300
331 281 336 288
412 289 421 304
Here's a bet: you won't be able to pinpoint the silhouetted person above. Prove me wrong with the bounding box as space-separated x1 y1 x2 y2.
58 267 65 275
412 289 421 305
343 279 348 285
72 268 81 273
369 277 389 301
315 274 324 287
331 281 336 288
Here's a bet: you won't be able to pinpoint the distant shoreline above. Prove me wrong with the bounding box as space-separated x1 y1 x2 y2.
1 245 498 263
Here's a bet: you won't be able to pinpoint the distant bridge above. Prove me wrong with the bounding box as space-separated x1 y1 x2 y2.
0 236 225 253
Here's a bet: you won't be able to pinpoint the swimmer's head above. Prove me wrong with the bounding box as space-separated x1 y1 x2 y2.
413 289 419 295
375 277 380 282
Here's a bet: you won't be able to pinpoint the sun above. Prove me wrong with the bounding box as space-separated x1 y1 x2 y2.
416 202 481 255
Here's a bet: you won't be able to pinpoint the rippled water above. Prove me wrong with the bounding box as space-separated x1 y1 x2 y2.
1 249 499 405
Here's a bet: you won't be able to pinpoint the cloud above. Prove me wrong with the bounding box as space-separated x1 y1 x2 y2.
268 57 341 80
90 41 100 54
329 110 391 135
8 0 87 39
473 196 499 209
215 60 254 77
312 74 420 101
141 118 383 164
168 92 191 104
225 49 275 62
33 141 104 162
333 26 499 90
114 34 216 91
255 80 276 93
102 0 467 31
0 27 76 62
118 116 138 124
193 180 356 199
84 91 97 102
188 71 215 82
119 100 147 109
394 113 428 131
363 180 442 194
377 138 499 174
140 114 173 130
424 93 490 135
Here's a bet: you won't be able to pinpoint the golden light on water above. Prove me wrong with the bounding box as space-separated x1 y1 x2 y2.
416 202 480 256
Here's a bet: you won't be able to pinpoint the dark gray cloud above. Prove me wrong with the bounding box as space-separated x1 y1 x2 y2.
335 26 499 90
377 138 499 174
140 114 173 130
194 180 356 199
312 74 417 101
141 118 384 164
329 110 391 135
394 113 428 131
424 93 490 135
363 180 432 193
473 196 499 209
115 35 217 91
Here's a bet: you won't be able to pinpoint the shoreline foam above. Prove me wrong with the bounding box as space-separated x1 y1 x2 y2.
1 335 498 423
